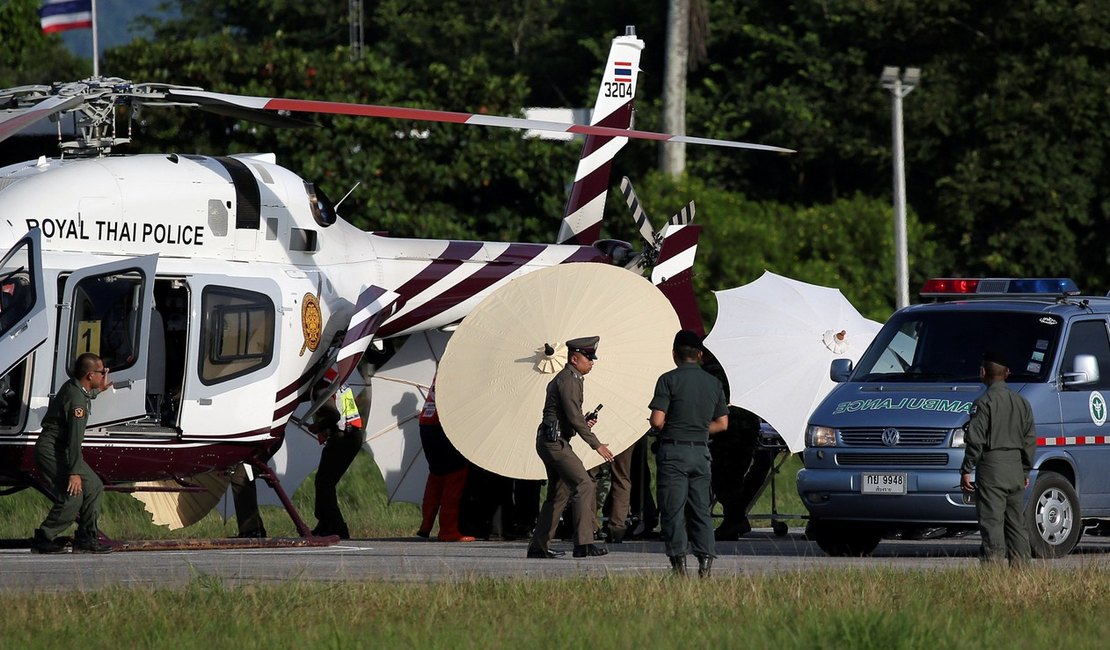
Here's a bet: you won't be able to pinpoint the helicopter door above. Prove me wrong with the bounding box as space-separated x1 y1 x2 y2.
54 254 158 428
0 230 48 405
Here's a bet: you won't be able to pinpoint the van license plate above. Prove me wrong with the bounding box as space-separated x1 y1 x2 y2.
861 473 907 494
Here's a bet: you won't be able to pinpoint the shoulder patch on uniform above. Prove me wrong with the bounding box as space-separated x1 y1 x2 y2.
73 407 85 419
968 405 978 417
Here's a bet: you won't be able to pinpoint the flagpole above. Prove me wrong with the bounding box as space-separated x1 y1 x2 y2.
91 0 99 77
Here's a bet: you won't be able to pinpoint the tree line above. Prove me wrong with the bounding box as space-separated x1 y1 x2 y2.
3 0 1108 322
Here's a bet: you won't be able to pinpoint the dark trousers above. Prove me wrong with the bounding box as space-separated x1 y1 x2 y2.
712 433 773 524
314 430 363 533
36 452 103 544
230 464 265 536
657 443 714 558
531 437 596 548
976 449 1030 564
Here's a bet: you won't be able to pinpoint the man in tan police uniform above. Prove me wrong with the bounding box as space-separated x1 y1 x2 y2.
527 336 615 558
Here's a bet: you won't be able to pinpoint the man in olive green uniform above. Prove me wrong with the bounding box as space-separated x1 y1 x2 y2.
528 336 615 559
32 352 113 554
961 351 1036 566
650 330 729 577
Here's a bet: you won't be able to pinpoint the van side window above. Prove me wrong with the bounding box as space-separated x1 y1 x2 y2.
1061 320 1110 390
199 286 275 385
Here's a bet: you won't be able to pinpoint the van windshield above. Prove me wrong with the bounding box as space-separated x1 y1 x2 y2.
852 310 1062 382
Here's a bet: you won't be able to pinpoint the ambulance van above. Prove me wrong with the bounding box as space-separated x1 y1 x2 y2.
797 278 1110 557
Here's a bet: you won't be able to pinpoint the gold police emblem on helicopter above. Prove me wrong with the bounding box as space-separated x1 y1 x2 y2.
300 293 322 356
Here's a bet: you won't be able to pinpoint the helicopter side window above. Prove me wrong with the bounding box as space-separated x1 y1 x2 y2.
63 270 145 373
199 287 275 385
305 182 337 227
0 239 35 337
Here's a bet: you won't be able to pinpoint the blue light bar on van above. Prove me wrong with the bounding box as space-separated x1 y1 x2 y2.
920 278 1079 298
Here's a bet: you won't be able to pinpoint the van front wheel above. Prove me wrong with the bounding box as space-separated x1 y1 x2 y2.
1027 471 1082 558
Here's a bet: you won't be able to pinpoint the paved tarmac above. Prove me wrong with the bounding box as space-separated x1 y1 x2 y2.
2 529 1109 592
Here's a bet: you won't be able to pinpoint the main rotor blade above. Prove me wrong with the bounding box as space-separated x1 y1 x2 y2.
165 89 796 154
0 95 85 144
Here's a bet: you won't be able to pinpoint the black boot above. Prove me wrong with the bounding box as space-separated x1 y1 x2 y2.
31 529 66 554
696 554 713 578
669 554 687 576
572 543 609 557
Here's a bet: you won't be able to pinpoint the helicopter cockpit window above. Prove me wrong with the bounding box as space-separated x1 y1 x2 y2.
64 270 145 373
305 182 337 228
200 287 275 385
0 239 35 338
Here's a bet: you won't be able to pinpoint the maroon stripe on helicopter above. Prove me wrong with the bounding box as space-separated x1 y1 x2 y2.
273 397 301 422
334 297 402 383
276 367 313 402
562 245 611 264
579 103 634 157
392 241 484 303
560 164 611 244
379 243 548 336
654 222 699 264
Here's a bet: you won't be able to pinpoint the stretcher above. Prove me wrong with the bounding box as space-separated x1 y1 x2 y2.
743 423 809 537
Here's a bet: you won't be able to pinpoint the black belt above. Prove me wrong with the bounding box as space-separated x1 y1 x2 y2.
660 439 707 447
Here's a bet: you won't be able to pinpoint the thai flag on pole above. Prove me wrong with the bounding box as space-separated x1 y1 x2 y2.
40 0 93 34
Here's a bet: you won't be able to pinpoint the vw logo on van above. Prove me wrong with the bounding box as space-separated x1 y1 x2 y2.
881 428 901 447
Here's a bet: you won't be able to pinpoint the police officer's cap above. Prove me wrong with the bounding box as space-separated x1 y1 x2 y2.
566 336 600 360
673 329 705 351
982 349 1009 368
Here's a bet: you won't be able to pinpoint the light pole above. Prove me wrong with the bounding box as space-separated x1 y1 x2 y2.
881 66 920 309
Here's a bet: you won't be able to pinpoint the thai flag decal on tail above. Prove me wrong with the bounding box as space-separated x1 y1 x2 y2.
39 0 92 33
613 62 633 83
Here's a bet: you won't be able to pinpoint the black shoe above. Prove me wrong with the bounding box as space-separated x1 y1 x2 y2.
572 543 609 558
696 554 713 578
31 529 67 554
526 547 565 559
73 540 113 554
715 518 752 541
313 523 351 540
235 527 267 539
669 554 687 576
415 530 430 539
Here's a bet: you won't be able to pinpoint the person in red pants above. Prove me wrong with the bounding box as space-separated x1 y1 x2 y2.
416 380 475 542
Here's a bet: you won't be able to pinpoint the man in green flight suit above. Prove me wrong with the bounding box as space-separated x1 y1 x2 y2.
960 350 1037 566
32 352 114 554
649 330 729 577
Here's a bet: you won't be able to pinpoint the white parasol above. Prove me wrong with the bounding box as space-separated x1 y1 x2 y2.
435 264 679 480
703 271 883 453
361 329 450 504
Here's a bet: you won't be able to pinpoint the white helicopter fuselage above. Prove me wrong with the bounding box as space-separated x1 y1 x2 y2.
0 151 610 484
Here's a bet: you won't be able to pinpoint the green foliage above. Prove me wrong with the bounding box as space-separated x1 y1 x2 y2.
0 0 86 85
634 172 938 322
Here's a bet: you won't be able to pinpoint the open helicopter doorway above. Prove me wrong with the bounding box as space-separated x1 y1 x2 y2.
150 278 189 429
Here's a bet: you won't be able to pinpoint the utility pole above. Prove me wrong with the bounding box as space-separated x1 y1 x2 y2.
880 66 920 309
349 0 364 61
660 0 689 176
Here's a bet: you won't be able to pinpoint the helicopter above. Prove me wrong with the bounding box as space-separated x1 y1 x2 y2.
0 28 791 537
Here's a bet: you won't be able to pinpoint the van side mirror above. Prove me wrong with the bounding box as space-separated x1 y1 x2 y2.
1061 354 1099 388
830 358 853 382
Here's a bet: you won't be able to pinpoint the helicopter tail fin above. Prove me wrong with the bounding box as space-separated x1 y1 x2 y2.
556 30 645 245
